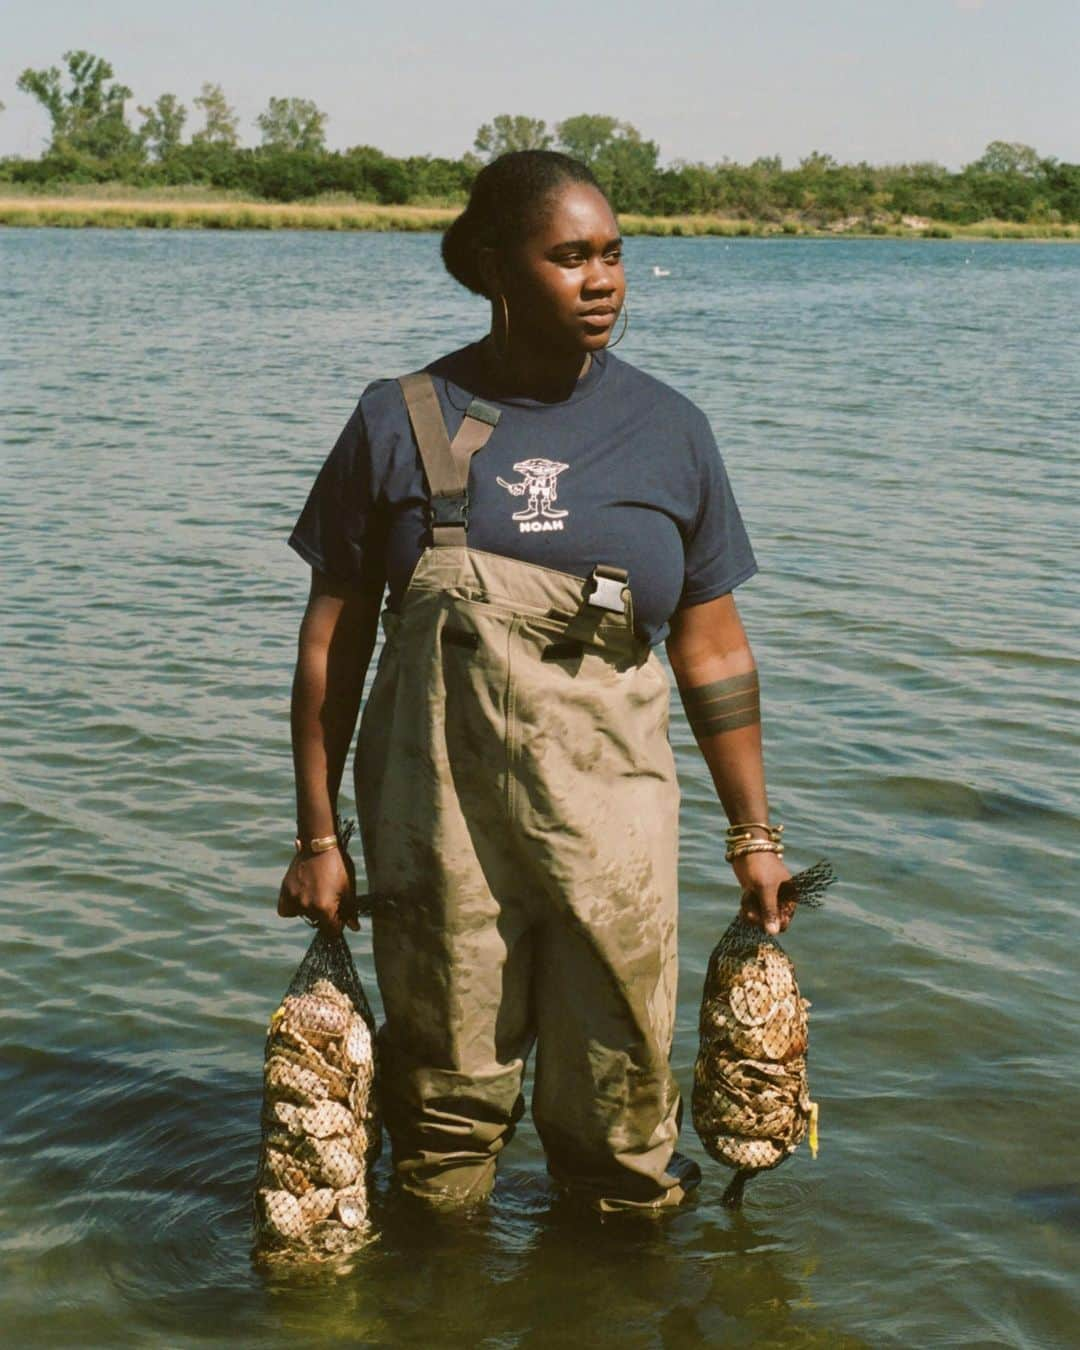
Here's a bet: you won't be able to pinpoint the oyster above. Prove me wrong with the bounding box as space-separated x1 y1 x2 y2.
297 1187 337 1227
264 1145 314 1197
335 1186 368 1230
258 1188 308 1239
265 1054 330 1108
297 1136 362 1190
282 990 352 1048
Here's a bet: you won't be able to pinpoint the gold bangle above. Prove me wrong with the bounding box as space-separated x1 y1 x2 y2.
725 840 785 863
726 821 783 839
294 832 339 855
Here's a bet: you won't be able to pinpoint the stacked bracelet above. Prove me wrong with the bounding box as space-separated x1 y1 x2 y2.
724 820 784 863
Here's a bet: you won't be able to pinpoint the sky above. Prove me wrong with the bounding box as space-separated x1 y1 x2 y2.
2 0 1078 169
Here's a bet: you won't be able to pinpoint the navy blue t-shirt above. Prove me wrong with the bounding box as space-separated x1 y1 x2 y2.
287 342 757 645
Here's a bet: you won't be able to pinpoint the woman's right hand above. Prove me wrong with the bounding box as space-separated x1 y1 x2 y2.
277 846 360 937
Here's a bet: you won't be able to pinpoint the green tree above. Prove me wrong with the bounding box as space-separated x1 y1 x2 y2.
192 82 239 147
473 114 552 159
554 114 660 209
798 151 839 174
137 93 187 160
588 122 659 212
555 114 620 166
256 96 327 152
969 140 1041 176
17 50 136 157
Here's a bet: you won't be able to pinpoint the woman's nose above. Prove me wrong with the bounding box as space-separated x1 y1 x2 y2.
583 261 617 295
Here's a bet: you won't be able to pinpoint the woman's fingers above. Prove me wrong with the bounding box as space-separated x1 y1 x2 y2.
339 891 361 933
277 882 301 918
741 884 798 933
734 852 795 934
277 850 360 936
740 887 778 934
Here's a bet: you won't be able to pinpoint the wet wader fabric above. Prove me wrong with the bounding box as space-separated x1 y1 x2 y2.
353 374 690 1211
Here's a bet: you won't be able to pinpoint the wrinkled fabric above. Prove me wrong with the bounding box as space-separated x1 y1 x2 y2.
353 545 691 1209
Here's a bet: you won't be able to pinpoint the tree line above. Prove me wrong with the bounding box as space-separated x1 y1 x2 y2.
5 51 1079 224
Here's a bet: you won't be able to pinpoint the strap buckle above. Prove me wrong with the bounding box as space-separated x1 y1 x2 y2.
429 491 469 529
586 564 629 614
466 398 501 427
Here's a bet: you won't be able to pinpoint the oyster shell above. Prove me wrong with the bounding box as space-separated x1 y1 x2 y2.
258 1188 308 1239
281 990 351 1048
297 1187 337 1227
265 1053 330 1108
335 1186 369 1230
296 1136 362 1190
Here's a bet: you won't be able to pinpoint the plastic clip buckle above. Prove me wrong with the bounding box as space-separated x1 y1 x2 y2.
429 492 469 529
586 565 628 614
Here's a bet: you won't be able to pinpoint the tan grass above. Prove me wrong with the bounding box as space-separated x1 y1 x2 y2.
0 197 459 232
0 193 1076 240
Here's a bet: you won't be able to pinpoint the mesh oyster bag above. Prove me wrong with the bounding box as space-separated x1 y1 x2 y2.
253 927 381 1261
692 861 836 1207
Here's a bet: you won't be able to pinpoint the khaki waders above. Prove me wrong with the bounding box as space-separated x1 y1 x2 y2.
353 373 695 1212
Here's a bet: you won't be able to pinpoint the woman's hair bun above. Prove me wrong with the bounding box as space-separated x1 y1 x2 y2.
441 150 606 299
440 206 488 296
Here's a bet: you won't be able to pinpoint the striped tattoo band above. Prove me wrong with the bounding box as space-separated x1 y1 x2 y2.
679 670 761 738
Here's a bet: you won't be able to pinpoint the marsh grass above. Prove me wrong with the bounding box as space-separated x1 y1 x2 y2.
1 190 1077 239
0 196 459 231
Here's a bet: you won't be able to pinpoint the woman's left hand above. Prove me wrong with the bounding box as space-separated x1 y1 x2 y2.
732 850 794 935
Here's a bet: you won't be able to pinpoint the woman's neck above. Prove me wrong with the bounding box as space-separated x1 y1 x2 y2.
477 336 592 403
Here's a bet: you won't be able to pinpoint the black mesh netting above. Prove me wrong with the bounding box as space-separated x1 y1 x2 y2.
692 860 836 1207
252 921 381 1262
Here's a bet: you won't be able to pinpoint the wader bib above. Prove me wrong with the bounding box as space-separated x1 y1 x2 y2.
353 372 691 1211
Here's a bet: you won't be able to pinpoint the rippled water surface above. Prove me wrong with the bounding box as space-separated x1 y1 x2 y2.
2 228 1078 1348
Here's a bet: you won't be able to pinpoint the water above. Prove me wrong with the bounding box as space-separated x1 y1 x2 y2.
2 227 1077 1348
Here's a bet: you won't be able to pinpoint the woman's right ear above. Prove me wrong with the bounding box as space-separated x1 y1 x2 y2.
476 246 500 300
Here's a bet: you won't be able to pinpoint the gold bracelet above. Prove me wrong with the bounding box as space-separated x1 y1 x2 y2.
726 821 783 841
294 832 339 856
725 840 785 863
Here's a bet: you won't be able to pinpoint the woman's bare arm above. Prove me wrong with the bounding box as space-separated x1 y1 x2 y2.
666 592 793 933
277 568 382 936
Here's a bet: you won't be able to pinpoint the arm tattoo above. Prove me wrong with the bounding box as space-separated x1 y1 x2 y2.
678 671 761 739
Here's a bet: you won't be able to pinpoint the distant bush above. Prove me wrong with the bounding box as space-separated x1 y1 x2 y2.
4 59 1080 230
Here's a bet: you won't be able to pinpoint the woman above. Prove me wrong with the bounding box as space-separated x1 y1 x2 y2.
278 150 792 1214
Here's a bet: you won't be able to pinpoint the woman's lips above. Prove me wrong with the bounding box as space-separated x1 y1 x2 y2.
580 310 615 327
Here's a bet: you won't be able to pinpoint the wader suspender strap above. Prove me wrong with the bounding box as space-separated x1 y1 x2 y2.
398 372 501 547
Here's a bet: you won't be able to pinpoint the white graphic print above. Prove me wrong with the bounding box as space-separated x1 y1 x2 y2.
496 458 570 533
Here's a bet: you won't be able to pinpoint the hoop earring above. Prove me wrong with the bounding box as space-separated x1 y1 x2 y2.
607 302 629 347
489 293 511 363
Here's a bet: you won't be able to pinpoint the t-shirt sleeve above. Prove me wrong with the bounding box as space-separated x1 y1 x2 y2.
286 401 387 596
678 413 758 607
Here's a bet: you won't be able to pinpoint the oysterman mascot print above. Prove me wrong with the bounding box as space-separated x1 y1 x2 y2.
497 458 570 530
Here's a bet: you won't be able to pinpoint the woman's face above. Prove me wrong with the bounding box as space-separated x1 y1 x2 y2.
498 183 626 357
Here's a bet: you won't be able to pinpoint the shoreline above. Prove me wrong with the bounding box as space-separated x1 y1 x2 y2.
1 194 1077 240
